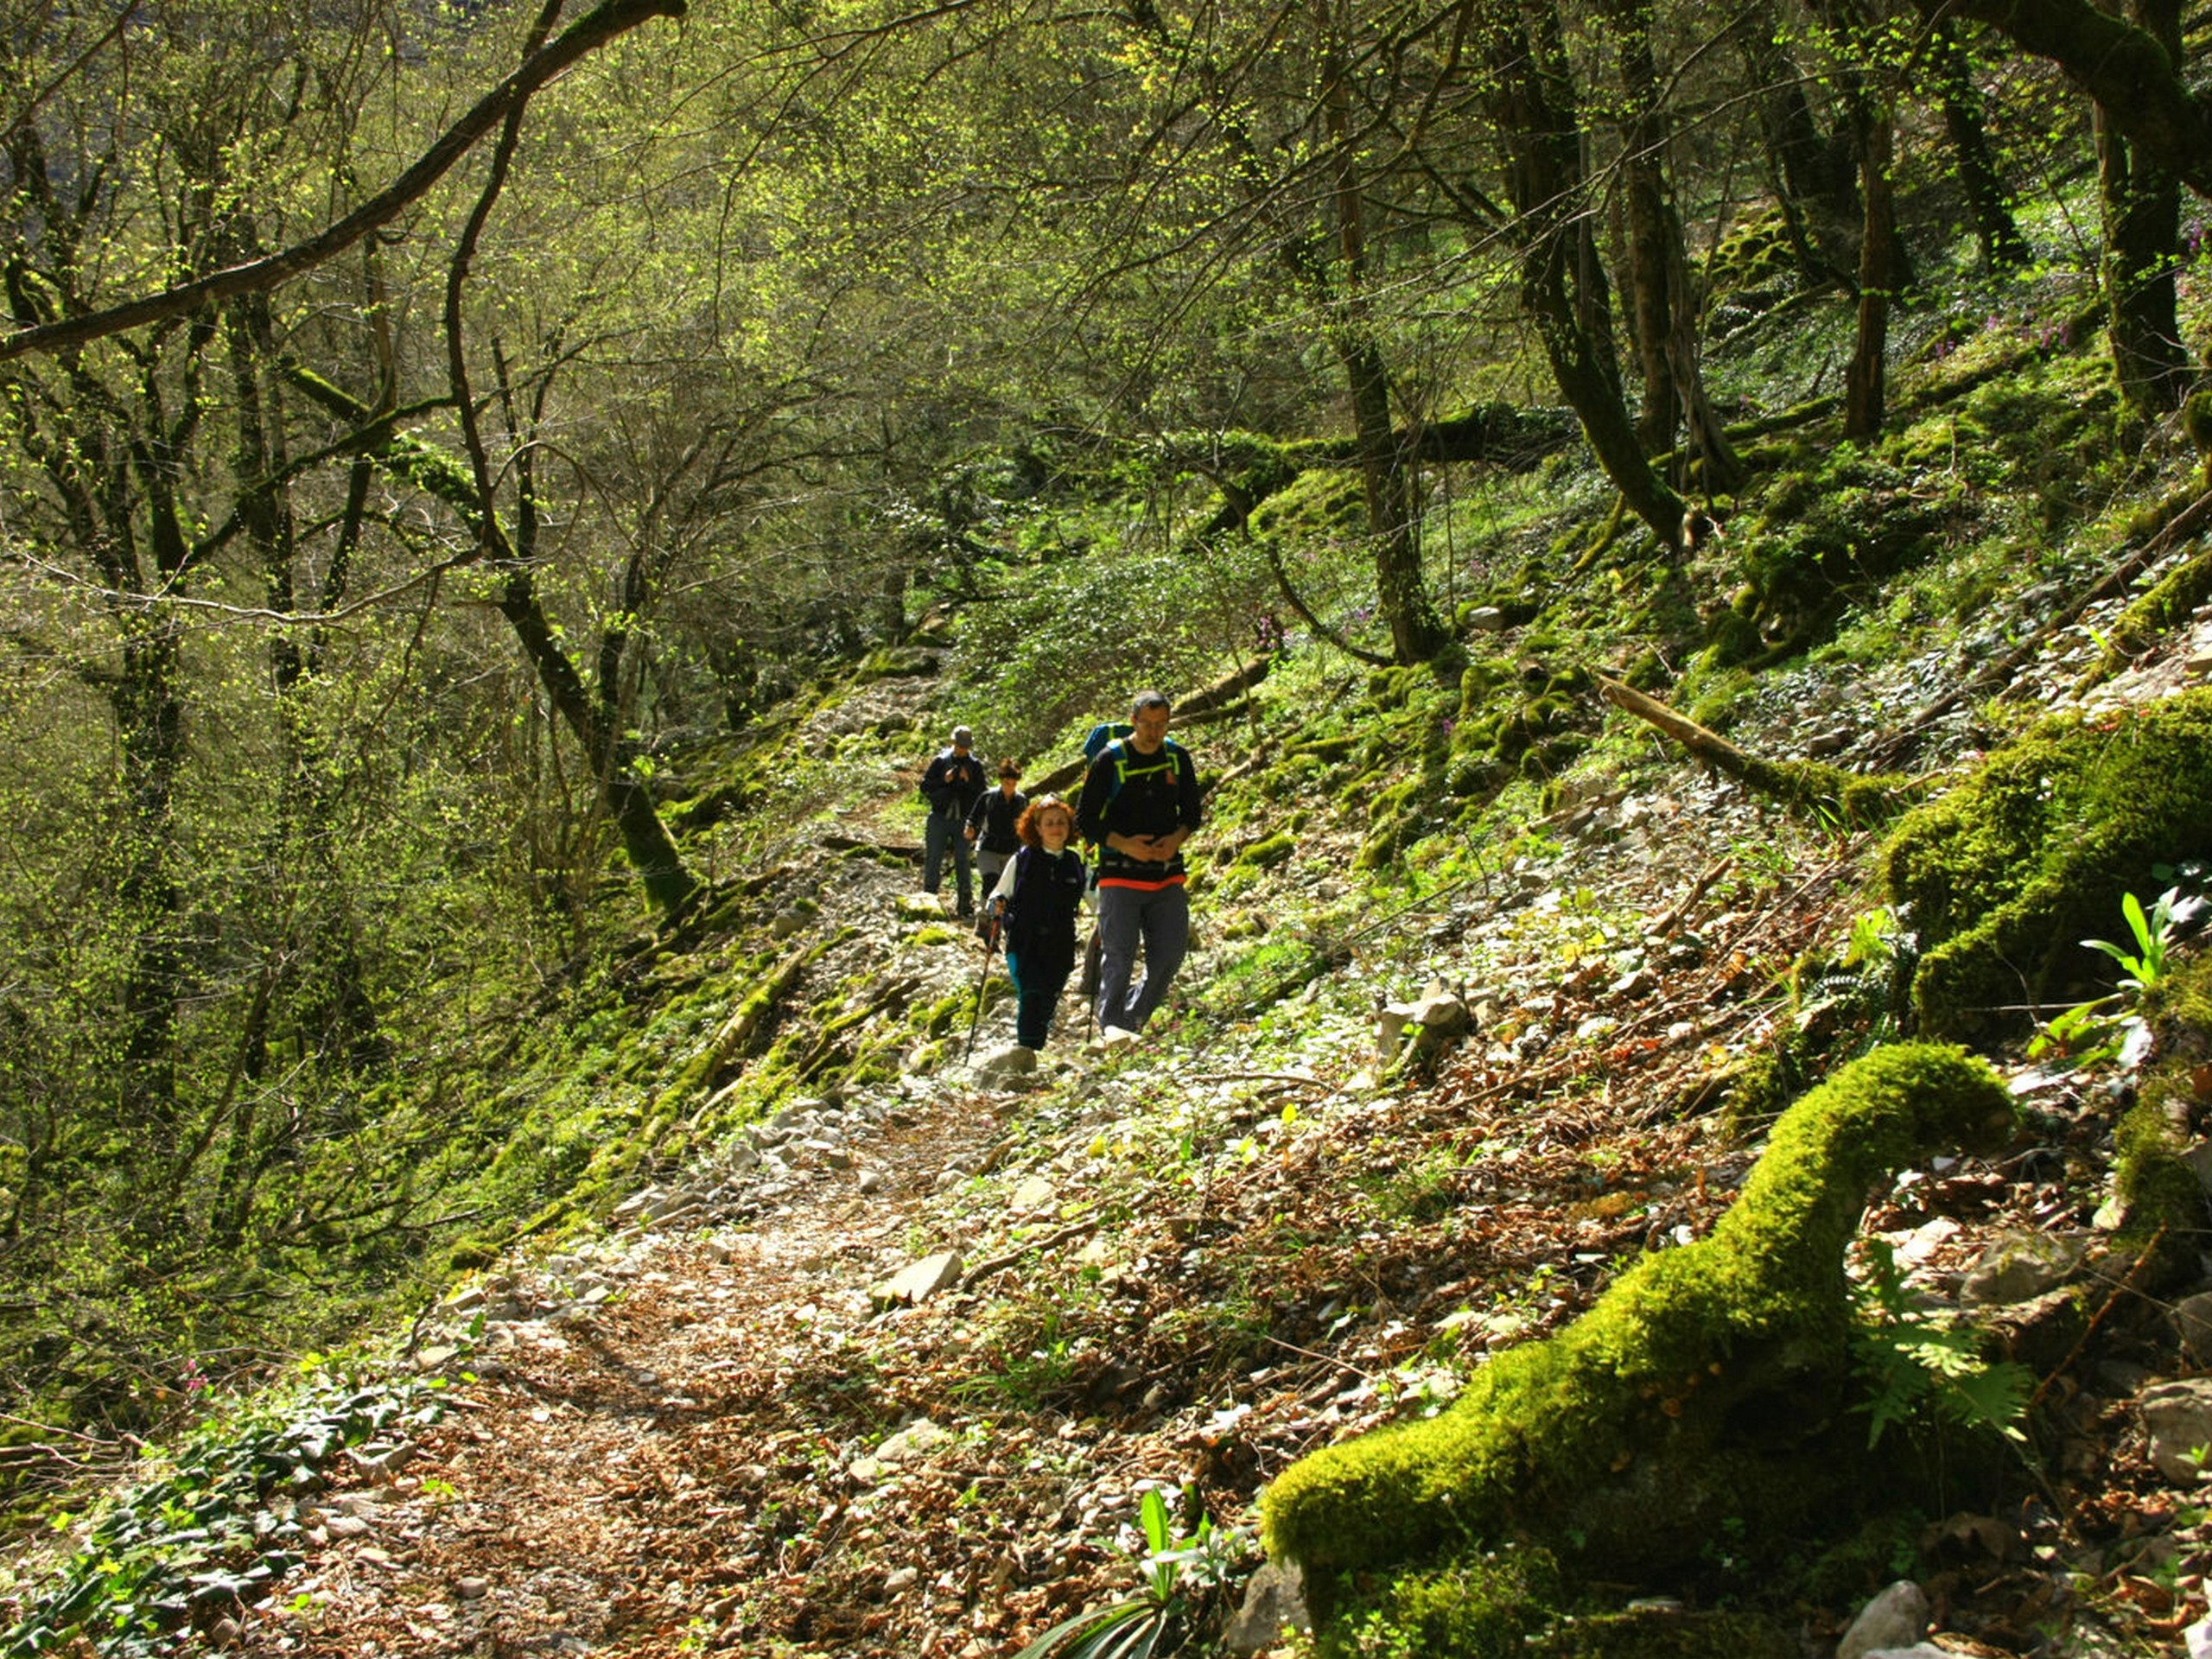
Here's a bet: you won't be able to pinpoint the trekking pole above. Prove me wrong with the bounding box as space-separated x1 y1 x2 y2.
1082 925 1101 1044
964 912 1001 1061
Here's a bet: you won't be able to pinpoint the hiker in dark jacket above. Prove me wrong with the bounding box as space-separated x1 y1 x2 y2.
965 759 1027 914
918 724 988 917
1075 690 1202 1035
988 796 1087 1052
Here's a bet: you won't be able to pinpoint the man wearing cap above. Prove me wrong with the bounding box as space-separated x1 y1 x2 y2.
918 725 989 918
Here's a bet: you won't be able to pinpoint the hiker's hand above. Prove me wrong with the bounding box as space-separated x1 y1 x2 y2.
963 824 976 840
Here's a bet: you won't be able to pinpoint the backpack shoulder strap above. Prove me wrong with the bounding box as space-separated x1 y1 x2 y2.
1103 737 1133 804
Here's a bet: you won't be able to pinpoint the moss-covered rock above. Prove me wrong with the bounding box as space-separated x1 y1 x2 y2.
2113 1093 2209 1285
856 645 939 680
1260 1045 2015 1587
1880 690 2212 1035
1313 1544 1563 1658
2107 950 2212 1281
1530 1608 1796 1658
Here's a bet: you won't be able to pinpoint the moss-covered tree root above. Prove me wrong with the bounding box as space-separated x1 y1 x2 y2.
1260 1044 2015 1591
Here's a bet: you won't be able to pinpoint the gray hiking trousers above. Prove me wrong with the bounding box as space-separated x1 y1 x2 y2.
1094 884 1188 1033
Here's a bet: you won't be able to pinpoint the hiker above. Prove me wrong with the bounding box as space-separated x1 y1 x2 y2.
1076 690 1202 1036
918 724 988 917
965 759 1027 932
987 795 1087 1052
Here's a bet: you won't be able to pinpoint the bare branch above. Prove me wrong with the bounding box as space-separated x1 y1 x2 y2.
0 0 688 364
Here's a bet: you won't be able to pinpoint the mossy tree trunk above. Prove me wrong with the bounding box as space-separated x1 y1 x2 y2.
279 361 700 919
1943 0 2212 203
1260 1045 2017 1583
1315 0 1449 664
208 291 387 1245
7 118 211 1136
2094 0 2187 416
1844 103 1897 440
1605 0 1746 495
1118 0 1452 664
1737 0 1863 283
1609 0 1681 456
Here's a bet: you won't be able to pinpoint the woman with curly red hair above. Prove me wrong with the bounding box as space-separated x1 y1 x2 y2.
986 795 1087 1052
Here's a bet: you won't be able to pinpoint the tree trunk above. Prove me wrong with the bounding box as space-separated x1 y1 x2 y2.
499 568 698 916
1313 0 1448 663
1605 0 1745 496
280 359 699 916
1738 0 1863 283
2094 0 2186 416
1615 10 1680 454
1941 0 2212 202
113 612 187 1132
1484 0 1687 548
226 299 385 1080
1670 230 1747 496
1845 106 1897 439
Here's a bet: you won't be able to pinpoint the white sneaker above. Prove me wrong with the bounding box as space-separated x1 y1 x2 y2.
1099 1025 1141 1048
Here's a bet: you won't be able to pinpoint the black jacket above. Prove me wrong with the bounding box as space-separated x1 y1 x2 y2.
1001 844 1087 975
1076 737 1202 884
918 748 988 819
967 786 1028 854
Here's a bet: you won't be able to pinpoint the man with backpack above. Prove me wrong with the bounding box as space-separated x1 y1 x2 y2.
1076 690 1202 1037
918 724 988 918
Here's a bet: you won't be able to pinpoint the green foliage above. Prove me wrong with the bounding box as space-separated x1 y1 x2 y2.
3 1368 454 1658
959 512 1276 759
2082 887 2183 995
2031 885 2196 1066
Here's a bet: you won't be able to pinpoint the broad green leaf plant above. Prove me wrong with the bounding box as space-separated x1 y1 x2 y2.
2031 886 2201 1069
1013 1486 1244 1659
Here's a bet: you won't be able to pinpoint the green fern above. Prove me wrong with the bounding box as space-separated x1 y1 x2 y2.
1849 1239 2031 1447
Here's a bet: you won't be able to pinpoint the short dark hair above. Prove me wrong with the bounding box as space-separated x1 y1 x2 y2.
1130 690 1170 720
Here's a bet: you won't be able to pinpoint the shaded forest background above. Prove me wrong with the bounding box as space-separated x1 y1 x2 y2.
2 0 2210 1469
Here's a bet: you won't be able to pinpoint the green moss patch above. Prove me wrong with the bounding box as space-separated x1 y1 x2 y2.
1880 690 2212 1035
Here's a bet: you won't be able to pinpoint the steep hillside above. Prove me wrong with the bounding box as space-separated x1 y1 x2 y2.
11 346 2212 1657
